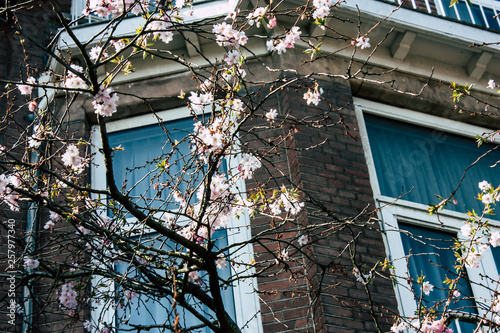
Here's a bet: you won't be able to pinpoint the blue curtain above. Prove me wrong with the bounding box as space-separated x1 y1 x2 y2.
365 114 500 213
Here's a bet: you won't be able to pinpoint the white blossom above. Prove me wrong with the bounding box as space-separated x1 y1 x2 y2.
298 234 309 246
479 180 492 192
24 257 40 269
490 232 500 247
356 36 371 49
461 223 472 237
265 108 278 121
422 281 434 295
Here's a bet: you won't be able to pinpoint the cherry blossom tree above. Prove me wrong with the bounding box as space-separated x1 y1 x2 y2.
0 0 499 333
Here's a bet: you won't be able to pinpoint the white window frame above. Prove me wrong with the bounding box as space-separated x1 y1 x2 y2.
354 98 500 324
90 106 263 333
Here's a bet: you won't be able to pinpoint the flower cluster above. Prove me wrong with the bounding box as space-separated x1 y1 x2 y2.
44 211 62 231
147 16 174 44
28 124 52 149
391 319 453 333
246 7 267 27
478 180 499 206
64 65 88 90
62 144 86 172
59 283 78 312
188 92 214 114
191 115 234 160
266 26 302 54
92 87 119 117
0 174 20 211
212 22 248 47
17 76 36 95
303 86 322 106
268 186 304 217
238 154 262 179
83 0 146 17
353 267 373 283
312 0 335 20
123 289 137 300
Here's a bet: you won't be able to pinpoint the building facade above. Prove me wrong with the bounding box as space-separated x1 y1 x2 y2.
1 0 500 332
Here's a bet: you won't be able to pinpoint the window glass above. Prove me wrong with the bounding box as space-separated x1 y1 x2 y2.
109 119 235 332
108 118 194 211
365 113 500 213
470 4 487 26
483 7 500 30
456 1 473 23
115 230 235 332
399 223 477 332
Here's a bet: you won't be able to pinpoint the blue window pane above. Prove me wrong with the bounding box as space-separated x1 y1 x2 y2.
116 231 235 332
484 7 500 30
110 119 235 332
471 4 487 27
456 1 473 23
443 2 459 19
108 118 194 211
365 114 500 213
400 223 477 332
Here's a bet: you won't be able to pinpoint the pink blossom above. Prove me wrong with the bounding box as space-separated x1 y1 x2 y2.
59 283 78 311
64 65 88 90
62 144 85 171
188 271 200 283
44 220 55 231
89 46 108 61
92 87 119 117
303 88 321 106
28 100 37 112
224 50 240 65
313 6 330 19
147 16 174 44
17 76 36 95
267 16 277 29
461 223 472 237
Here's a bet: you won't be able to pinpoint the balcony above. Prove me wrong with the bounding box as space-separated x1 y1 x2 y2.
390 0 500 31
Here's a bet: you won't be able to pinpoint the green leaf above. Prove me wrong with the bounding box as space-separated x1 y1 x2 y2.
450 0 459 7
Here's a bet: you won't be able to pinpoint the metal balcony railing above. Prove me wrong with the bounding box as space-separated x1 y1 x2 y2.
389 0 500 31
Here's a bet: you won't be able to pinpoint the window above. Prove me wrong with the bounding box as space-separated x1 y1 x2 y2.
90 107 262 332
355 99 500 329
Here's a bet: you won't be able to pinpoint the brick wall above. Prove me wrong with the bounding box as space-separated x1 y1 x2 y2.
0 1 73 332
